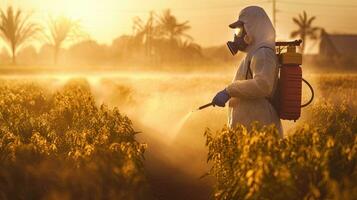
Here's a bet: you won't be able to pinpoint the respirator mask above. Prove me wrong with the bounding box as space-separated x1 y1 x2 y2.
227 27 249 55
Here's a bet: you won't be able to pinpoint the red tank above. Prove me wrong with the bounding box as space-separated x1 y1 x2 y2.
278 65 302 120
276 45 303 121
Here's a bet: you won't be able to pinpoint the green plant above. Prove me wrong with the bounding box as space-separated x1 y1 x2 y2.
0 80 150 200
205 76 357 200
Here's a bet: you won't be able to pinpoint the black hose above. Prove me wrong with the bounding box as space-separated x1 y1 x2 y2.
301 78 314 108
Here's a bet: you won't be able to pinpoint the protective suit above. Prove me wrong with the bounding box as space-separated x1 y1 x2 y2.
225 6 283 136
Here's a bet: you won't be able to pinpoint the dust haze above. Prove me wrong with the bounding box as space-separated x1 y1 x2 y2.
0 69 333 173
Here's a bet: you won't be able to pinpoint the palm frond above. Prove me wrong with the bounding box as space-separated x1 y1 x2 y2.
309 27 320 33
303 11 307 24
298 14 304 26
292 17 302 27
290 30 300 38
307 16 316 27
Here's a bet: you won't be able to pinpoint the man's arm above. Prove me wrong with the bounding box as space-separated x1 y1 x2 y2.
226 49 277 99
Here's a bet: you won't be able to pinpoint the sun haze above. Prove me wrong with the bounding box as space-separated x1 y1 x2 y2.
0 1 356 200
3 0 356 48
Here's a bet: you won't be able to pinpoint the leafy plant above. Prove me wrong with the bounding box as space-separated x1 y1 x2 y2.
205 76 357 200
0 80 150 200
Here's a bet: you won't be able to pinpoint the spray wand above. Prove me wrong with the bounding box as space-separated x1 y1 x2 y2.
198 102 214 110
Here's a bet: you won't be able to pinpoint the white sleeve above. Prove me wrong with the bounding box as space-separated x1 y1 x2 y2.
226 48 277 99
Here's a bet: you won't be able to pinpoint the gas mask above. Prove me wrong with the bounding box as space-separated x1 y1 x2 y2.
227 27 249 55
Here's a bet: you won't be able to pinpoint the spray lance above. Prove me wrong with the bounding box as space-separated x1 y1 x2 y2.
198 102 214 110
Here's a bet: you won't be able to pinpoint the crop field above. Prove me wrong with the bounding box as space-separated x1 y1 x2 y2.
0 72 356 200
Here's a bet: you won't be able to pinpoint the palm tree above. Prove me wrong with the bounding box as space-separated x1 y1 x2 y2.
131 9 196 63
0 6 40 64
132 11 158 56
290 11 320 53
159 9 192 42
45 16 85 64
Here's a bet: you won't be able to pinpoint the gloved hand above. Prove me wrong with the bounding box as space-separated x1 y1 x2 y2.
212 88 231 107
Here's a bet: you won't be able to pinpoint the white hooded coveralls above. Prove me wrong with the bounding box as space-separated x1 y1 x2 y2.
226 6 283 136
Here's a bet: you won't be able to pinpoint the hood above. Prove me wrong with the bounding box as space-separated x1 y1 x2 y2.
238 6 276 54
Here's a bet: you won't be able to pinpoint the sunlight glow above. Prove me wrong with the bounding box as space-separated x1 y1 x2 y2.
52 0 106 20
36 0 132 43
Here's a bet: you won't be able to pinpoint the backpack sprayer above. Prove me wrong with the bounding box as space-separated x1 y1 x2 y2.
198 40 314 121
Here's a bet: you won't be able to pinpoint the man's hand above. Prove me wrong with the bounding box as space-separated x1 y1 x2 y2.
212 88 231 107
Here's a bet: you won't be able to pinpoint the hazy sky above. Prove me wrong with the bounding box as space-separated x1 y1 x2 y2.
2 0 357 53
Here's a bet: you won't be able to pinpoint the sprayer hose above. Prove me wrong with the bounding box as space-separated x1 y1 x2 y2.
301 78 314 108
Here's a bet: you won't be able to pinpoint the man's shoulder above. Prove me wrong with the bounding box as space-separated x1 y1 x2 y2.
251 47 278 68
255 46 275 55
252 47 276 60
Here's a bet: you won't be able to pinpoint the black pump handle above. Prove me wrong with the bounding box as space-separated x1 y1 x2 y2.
276 39 302 47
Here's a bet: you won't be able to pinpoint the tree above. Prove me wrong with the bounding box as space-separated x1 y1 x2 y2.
158 9 192 42
129 9 196 64
132 11 159 56
290 11 320 54
45 16 85 64
0 6 40 64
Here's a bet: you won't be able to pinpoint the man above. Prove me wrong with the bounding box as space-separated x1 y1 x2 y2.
212 6 283 136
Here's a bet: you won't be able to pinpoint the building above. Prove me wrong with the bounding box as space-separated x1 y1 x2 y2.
318 32 357 69
320 32 357 58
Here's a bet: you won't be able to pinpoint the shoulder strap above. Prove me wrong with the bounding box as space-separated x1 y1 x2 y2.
245 46 275 80
245 60 252 79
